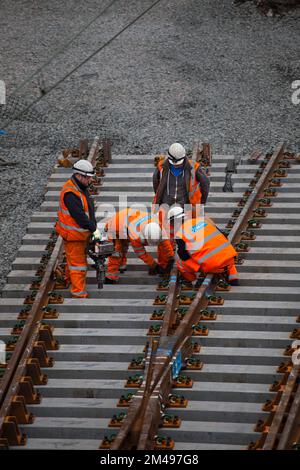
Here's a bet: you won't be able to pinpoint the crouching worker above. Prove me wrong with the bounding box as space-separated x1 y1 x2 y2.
104 208 130 283
168 207 239 285
55 159 100 298
104 208 174 283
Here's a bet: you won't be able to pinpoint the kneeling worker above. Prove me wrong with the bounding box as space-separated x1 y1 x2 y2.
168 207 239 285
55 159 100 298
105 208 174 283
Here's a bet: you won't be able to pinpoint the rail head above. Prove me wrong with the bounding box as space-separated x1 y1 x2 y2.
0 240 64 424
228 143 285 244
160 268 180 337
111 265 181 450
263 364 300 450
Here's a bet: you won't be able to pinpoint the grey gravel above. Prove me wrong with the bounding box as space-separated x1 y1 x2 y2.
0 0 299 291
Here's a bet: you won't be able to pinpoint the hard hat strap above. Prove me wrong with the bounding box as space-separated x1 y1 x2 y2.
167 150 178 161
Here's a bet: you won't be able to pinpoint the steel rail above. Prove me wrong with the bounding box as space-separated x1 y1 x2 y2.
263 364 300 449
277 365 300 450
160 272 181 337
0 136 103 447
111 142 285 450
110 269 180 450
0 242 64 447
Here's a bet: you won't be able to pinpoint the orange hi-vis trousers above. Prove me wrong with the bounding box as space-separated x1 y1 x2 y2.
106 239 129 281
64 240 88 298
157 241 173 268
227 264 238 282
177 256 238 282
175 217 238 283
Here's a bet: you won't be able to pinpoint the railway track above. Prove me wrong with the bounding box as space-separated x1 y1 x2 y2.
0 139 299 450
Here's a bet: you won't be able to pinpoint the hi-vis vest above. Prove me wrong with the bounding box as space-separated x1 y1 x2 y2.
105 209 173 267
176 218 237 273
105 208 142 240
154 159 202 205
127 211 173 266
127 211 153 242
56 178 91 242
106 209 157 266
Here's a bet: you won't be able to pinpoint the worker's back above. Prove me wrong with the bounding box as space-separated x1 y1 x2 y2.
106 208 143 240
176 217 237 273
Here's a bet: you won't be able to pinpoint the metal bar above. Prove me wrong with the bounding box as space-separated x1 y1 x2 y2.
277 371 300 450
160 267 180 337
79 139 89 158
110 340 158 450
229 142 284 244
111 271 180 449
88 136 99 164
0 240 63 430
137 391 161 450
264 364 300 450
102 138 112 164
149 273 214 401
144 340 159 399
137 336 192 450
191 141 199 161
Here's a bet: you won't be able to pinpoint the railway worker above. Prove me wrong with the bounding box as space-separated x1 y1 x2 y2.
152 142 210 223
168 206 239 285
55 159 100 298
104 208 174 283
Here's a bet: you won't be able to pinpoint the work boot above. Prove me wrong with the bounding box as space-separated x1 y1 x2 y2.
71 293 89 299
105 277 119 284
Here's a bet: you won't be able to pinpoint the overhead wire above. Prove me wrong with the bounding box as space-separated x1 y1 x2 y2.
2 0 164 130
10 0 119 96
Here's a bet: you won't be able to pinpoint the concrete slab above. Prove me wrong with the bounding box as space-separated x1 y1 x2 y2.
11 438 100 450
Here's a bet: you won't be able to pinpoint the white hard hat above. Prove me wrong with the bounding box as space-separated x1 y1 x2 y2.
73 159 95 177
168 143 186 166
141 222 162 245
167 206 185 221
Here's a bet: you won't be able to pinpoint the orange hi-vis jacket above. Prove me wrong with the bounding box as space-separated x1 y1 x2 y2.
105 208 137 241
56 178 91 242
106 208 174 267
153 159 202 206
176 217 237 274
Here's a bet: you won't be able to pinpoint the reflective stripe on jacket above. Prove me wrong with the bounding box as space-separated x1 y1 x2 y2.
106 209 174 267
105 208 142 240
176 217 237 273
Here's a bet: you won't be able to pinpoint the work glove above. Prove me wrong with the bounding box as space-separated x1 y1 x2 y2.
92 228 101 241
